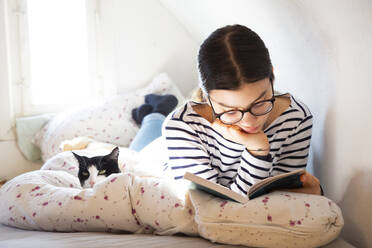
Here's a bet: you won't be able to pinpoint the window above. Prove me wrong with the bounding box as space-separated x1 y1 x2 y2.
10 0 104 116
27 0 91 105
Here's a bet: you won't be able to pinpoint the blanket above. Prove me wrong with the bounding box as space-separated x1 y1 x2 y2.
0 145 344 248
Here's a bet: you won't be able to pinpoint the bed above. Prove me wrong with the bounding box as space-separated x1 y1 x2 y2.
0 144 347 248
0 224 354 248
2 73 352 248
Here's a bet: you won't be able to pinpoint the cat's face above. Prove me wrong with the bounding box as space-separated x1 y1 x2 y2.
72 147 120 188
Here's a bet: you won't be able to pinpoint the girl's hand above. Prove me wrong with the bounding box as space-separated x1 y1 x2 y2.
280 172 322 195
211 119 270 156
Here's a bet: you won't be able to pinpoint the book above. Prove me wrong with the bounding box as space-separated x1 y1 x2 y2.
183 169 306 203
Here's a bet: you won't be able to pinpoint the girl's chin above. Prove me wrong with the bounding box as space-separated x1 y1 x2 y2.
238 125 262 134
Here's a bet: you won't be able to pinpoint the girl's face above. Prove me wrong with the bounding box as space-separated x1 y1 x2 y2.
208 78 273 134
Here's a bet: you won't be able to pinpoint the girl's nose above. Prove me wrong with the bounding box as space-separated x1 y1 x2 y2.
239 111 257 126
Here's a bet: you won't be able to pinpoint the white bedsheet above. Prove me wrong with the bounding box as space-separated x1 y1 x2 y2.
0 224 355 248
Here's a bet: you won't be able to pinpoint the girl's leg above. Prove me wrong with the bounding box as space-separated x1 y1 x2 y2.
128 113 165 152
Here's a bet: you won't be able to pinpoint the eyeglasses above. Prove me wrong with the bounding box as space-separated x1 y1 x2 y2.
207 82 276 125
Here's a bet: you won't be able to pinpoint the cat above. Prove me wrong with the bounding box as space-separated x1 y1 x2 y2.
72 147 121 188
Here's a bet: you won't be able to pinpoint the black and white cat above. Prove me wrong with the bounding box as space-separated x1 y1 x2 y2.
72 147 121 188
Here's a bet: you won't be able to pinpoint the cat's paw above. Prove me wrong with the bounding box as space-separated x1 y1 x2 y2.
60 136 94 151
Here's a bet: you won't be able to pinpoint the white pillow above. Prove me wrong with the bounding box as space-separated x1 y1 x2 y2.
189 189 344 248
32 73 186 162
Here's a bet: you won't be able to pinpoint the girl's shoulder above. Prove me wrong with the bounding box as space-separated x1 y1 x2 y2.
167 100 211 122
282 93 312 118
162 100 213 132
265 93 313 132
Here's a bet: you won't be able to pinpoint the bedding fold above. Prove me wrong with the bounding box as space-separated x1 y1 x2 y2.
0 148 343 248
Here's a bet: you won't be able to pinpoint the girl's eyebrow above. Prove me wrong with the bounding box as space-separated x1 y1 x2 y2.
214 89 268 109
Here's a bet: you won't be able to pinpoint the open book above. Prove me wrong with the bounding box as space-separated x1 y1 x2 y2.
184 169 306 204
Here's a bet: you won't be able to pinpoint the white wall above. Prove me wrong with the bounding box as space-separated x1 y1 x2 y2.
0 141 42 181
0 0 43 181
159 0 372 247
98 0 199 96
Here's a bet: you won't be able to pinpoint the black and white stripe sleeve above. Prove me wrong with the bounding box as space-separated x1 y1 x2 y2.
271 114 313 176
163 118 218 181
229 149 272 196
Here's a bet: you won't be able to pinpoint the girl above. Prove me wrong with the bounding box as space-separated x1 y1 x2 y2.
130 24 322 196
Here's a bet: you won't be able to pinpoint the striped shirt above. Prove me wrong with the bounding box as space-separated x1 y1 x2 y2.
161 93 313 196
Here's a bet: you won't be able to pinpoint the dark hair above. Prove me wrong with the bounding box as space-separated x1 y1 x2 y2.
197 24 274 95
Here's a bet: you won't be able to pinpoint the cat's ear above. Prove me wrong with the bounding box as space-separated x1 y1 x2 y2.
72 152 86 165
107 147 119 161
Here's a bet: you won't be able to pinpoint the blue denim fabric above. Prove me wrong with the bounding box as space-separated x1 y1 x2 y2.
128 113 165 152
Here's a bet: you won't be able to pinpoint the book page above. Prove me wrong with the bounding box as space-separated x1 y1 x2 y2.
248 169 305 195
184 172 248 204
